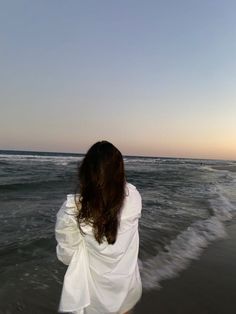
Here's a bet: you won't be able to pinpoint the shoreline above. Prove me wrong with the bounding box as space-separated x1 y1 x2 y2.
134 218 236 314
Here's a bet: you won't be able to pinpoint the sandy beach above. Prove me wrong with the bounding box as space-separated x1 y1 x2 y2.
134 217 236 314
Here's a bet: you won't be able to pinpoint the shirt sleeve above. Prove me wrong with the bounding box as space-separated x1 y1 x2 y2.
55 199 82 266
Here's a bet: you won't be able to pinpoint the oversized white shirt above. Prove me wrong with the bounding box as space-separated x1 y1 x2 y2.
55 182 142 314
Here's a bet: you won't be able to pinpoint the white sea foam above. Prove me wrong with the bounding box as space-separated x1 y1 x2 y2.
124 157 160 164
210 184 236 221
139 216 227 290
0 153 83 164
139 181 236 291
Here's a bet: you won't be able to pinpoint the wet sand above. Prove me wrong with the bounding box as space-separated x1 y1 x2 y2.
134 218 236 314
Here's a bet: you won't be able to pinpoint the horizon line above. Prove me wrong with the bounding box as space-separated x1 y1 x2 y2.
0 148 235 163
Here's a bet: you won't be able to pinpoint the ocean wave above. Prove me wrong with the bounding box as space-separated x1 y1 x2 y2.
0 160 9 166
209 184 236 221
124 157 161 163
0 154 83 164
0 236 54 268
0 179 68 191
139 179 236 291
139 216 227 290
203 164 236 174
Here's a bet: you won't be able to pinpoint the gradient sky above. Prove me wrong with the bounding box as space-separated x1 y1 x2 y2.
1 1 236 160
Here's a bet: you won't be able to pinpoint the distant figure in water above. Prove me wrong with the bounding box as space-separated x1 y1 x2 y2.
55 140 142 314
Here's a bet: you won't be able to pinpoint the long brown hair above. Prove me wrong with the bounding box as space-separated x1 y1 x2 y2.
74 141 126 244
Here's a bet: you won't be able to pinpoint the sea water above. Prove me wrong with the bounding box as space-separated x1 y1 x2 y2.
0 150 236 311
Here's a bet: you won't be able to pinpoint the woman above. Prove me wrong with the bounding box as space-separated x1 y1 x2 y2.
55 141 142 314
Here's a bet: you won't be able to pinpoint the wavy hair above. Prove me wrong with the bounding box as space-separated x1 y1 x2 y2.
74 141 126 244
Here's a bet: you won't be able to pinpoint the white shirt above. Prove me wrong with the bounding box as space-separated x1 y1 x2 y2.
55 182 142 314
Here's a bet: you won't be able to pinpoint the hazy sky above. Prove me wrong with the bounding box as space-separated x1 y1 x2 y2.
1 1 236 160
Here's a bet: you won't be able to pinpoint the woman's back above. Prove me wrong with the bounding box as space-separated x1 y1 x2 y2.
83 182 141 275
55 181 142 314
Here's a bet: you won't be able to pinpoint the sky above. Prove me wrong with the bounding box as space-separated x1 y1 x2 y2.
1 0 236 160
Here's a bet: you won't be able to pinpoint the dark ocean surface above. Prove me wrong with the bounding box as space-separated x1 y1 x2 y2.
0 150 236 313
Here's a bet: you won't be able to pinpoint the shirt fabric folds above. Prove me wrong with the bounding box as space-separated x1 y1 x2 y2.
55 182 142 314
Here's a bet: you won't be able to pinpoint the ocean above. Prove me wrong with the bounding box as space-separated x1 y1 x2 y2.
0 150 236 313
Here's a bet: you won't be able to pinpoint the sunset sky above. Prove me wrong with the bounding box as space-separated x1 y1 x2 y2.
1 1 236 160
